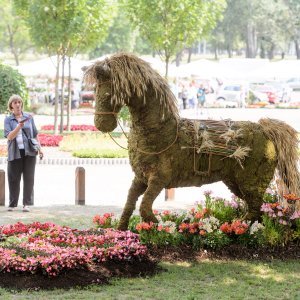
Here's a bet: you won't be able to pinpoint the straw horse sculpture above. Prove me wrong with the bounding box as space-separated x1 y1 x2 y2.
84 53 300 230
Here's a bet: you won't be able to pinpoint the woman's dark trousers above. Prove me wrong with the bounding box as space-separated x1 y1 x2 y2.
7 151 36 207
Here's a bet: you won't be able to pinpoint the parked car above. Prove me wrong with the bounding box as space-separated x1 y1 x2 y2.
247 89 269 107
286 78 300 91
216 83 246 108
265 81 292 102
251 85 277 104
79 90 95 107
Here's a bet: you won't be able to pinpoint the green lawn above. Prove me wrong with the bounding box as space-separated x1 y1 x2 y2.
0 216 299 299
0 260 299 299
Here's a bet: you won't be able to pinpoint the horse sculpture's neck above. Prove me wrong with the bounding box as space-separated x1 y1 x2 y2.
128 90 177 131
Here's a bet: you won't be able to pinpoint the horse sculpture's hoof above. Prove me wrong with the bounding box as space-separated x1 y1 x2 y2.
117 221 129 231
142 214 158 224
243 212 262 223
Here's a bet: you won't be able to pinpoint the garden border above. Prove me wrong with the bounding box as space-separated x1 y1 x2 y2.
0 157 130 166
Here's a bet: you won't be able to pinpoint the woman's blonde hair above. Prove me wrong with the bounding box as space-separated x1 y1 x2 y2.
7 94 23 111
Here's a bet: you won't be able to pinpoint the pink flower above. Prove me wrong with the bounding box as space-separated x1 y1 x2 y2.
290 211 300 220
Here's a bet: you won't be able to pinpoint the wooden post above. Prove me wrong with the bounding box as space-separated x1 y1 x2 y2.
165 188 175 201
75 167 85 205
0 170 4 206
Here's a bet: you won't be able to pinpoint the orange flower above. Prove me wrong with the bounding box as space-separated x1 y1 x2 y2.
199 230 206 236
283 193 300 201
195 212 204 219
157 225 163 232
220 222 232 234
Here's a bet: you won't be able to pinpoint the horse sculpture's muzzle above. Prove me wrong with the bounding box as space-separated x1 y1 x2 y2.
94 114 118 133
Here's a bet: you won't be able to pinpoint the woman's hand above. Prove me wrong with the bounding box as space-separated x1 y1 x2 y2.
38 149 44 160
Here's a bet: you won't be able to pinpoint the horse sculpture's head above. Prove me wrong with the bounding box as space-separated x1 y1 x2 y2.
83 59 122 132
83 53 180 132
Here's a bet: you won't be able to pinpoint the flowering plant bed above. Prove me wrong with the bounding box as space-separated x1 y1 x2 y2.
1 192 299 290
0 222 156 289
94 192 300 251
41 125 98 131
38 133 63 147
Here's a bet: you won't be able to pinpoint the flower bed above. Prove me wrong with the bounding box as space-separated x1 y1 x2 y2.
38 133 63 147
94 192 300 250
41 125 98 131
0 222 147 277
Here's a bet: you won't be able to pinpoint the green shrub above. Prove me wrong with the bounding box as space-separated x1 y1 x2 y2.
0 63 28 112
203 231 231 249
73 148 128 158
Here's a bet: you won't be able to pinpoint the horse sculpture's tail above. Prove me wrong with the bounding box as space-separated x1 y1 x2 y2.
259 118 300 198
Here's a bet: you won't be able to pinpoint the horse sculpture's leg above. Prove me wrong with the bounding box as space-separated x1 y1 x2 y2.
118 177 147 231
224 177 271 222
139 176 164 223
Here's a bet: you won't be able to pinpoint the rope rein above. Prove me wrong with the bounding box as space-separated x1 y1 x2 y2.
94 111 179 155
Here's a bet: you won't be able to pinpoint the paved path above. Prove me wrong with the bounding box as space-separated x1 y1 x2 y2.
0 162 232 225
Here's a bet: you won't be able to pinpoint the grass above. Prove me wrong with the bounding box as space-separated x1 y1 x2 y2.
59 132 128 158
0 260 299 299
0 215 299 299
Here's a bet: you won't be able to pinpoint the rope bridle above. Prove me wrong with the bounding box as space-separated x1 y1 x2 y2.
94 110 179 155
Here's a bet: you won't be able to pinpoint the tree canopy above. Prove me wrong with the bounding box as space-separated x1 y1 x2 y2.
122 0 226 77
0 63 28 112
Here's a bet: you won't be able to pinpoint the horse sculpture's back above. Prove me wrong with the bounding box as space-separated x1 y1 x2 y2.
84 52 300 230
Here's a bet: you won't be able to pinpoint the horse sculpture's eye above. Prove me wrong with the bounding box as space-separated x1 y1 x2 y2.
104 92 110 96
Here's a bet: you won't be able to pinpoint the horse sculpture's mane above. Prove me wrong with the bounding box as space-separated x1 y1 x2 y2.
84 53 180 120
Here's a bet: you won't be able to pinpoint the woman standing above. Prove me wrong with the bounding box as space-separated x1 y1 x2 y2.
4 95 43 212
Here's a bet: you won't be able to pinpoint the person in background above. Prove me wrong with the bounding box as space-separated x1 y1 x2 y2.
181 85 189 109
4 95 43 212
197 83 206 112
188 81 197 109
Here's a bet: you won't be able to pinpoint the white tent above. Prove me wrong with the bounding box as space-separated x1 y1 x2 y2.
175 59 242 79
246 60 300 80
87 54 178 77
16 56 88 79
219 58 271 80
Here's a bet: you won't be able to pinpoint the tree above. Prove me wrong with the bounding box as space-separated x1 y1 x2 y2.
122 0 226 77
0 63 28 112
0 0 32 65
14 0 115 133
283 0 300 59
89 9 135 58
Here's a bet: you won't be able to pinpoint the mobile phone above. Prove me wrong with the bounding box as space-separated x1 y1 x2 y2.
19 116 31 123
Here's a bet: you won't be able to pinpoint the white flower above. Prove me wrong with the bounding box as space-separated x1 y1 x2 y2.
250 221 264 235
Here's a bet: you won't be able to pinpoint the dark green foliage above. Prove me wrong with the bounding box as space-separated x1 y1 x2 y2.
0 63 28 112
203 231 231 249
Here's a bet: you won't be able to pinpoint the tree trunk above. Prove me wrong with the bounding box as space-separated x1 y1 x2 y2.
295 40 300 59
246 22 257 58
214 46 218 60
165 54 169 78
226 45 232 58
60 54 66 134
187 47 193 63
260 43 265 58
67 57 72 131
267 43 275 60
7 24 19 66
175 50 183 67
54 54 60 135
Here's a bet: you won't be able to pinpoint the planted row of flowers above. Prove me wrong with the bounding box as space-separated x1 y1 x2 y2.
0 222 147 276
38 133 63 147
94 192 300 249
41 125 98 131
1 192 299 277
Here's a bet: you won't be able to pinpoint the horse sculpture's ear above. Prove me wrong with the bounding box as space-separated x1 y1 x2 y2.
94 62 110 80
